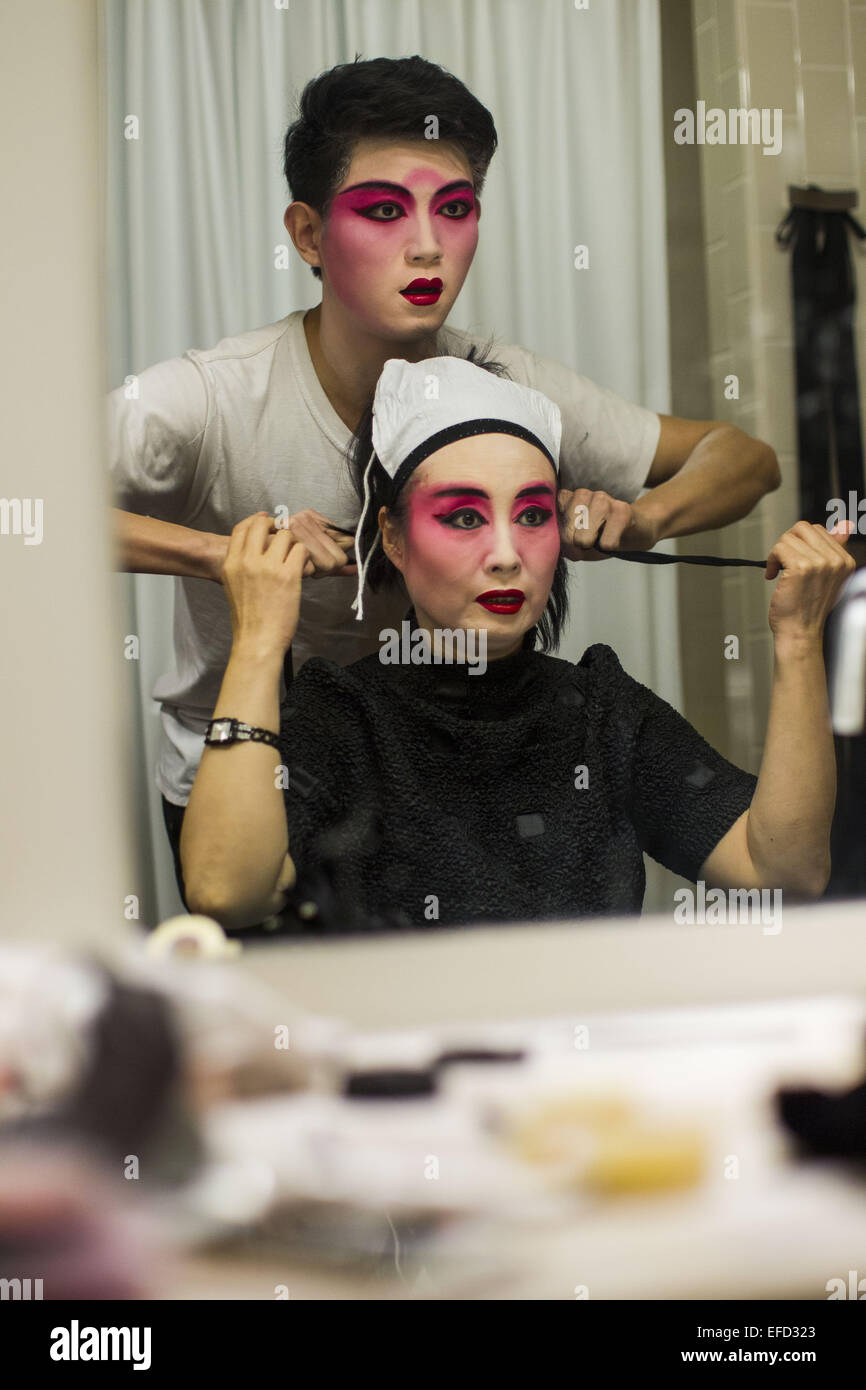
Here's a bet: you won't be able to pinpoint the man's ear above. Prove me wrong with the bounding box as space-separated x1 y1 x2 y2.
284 202 322 273
379 505 404 573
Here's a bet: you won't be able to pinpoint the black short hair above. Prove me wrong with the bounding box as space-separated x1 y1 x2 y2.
283 55 498 280
345 342 570 654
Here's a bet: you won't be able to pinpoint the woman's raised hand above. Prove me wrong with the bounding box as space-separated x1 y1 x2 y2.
766 520 857 646
220 512 309 657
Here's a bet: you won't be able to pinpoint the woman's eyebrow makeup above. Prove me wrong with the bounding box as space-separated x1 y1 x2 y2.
429 483 554 500
515 483 555 501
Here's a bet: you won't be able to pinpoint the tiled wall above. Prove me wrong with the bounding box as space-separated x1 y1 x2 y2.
690 0 866 771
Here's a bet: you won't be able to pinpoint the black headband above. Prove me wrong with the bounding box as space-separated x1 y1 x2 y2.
391 418 558 494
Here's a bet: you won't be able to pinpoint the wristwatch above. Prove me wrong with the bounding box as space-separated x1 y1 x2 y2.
204 717 281 750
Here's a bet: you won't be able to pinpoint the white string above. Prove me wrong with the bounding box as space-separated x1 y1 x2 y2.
350 445 379 622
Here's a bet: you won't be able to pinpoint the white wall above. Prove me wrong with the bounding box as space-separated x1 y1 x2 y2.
0 0 137 954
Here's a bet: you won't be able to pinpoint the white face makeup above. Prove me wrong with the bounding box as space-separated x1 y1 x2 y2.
380 433 561 660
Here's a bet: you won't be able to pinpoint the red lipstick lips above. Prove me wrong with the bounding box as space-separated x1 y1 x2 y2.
476 589 525 614
400 277 443 305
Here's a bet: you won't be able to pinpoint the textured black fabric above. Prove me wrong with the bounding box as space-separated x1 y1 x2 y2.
274 625 757 933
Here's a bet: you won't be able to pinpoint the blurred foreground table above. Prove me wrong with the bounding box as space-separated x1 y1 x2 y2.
165 900 866 1299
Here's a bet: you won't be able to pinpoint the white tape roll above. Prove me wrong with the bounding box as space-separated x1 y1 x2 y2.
146 915 242 960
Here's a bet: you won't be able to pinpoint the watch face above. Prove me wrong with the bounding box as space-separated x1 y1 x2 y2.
210 719 234 742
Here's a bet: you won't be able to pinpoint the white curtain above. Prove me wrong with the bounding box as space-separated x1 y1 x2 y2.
102 0 677 926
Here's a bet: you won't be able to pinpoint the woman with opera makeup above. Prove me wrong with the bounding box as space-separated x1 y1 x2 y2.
179 350 854 935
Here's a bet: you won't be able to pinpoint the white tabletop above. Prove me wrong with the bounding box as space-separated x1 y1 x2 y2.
164 897 866 1298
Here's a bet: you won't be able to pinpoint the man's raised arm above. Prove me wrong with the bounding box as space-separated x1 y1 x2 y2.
559 415 781 559
112 508 357 581
635 414 781 541
113 509 228 581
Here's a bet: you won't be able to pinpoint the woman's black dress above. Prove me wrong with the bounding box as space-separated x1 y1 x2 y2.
272 619 757 934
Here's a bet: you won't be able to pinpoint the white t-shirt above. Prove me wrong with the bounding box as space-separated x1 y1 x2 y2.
108 310 660 805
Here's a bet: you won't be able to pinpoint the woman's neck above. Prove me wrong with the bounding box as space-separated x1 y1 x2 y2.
408 606 534 664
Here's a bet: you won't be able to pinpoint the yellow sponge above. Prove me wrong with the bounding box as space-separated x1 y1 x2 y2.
508 1095 706 1194
510 1094 634 1164
582 1125 706 1194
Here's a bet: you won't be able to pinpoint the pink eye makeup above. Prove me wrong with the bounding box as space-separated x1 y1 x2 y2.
436 508 485 530
513 490 555 524
515 504 553 525
417 482 556 532
346 194 409 218
335 178 477 220
433 493 490 519
354 197 476 221
438 198 476 216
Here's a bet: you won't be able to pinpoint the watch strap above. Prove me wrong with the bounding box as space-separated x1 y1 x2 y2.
204 717 281 750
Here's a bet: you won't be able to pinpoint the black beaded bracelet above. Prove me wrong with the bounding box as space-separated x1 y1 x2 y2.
204 717 281 750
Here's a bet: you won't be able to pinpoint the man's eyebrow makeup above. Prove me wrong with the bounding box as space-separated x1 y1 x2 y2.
338 179 475 198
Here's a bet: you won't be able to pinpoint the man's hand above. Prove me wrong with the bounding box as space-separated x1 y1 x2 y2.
270 509 357 577
208 509 358 582
557 488 660 561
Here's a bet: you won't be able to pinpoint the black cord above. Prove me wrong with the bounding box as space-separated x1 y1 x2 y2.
603 549 767 568
331 524 767 569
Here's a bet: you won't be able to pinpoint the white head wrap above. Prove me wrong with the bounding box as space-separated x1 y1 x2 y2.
351 356 562 620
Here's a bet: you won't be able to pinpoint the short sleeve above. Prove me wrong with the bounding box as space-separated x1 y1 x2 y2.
107 353 209 524
485 340 660 501
612 655 758 883
437 327 659 499
524 347 660 500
